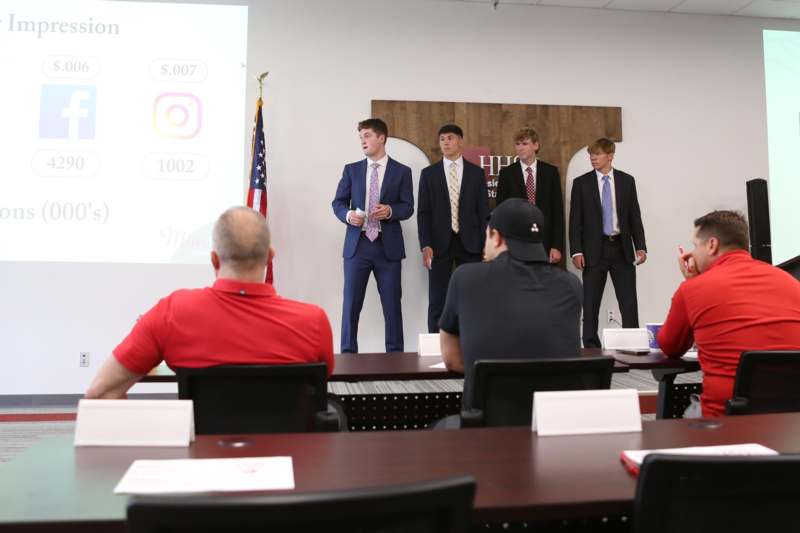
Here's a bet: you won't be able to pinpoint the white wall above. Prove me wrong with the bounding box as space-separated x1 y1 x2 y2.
3 0 799 394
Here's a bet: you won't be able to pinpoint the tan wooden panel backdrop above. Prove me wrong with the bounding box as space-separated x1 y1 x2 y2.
372 99 622 204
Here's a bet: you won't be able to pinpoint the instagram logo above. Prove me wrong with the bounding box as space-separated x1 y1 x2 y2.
153 93 201 139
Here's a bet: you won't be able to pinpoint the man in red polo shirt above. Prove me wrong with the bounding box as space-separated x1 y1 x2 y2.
86 206 334 399
658 210 800 417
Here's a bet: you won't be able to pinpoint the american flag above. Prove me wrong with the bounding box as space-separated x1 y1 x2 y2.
247 97 273 283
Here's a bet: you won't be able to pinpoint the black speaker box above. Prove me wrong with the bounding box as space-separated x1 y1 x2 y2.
746 178 772 264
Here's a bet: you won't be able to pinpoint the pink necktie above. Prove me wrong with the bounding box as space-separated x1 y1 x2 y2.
365 163 380 241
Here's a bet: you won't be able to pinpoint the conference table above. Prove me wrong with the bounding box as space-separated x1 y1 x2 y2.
140 350 633 383
140 350 697 428
2 412 799 531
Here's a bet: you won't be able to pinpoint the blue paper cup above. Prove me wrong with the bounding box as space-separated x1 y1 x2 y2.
646 323 663 350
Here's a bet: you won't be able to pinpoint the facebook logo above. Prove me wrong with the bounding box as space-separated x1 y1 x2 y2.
39 85 96 140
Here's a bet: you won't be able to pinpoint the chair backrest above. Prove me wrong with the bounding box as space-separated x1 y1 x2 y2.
633 454 800 533
127 475 476 533
466 357 614 427
176 363 329 434
726 350 800 415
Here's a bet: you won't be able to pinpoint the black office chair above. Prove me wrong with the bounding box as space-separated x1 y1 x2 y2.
460 357 614 428
726 350 800 415
175 363 341 434
127 475 476 533
633 453 800 532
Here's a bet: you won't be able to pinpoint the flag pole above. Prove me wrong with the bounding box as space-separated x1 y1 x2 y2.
256 71 269 99
249 70 272 284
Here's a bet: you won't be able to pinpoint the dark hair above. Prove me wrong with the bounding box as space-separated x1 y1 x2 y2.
438 124 463 138
358 118 388 140
693 210 749 250
587 138 616 154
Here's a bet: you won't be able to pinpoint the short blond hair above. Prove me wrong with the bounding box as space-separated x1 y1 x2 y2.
587 138 615 154
513 127 540 145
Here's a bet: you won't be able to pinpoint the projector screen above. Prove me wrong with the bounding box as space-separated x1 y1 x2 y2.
763 29 800 266
0 0 248 264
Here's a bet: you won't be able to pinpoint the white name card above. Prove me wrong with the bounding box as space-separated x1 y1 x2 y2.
602 328 649 350
418 333 441 357
114 456 295 494
74 399 194 447
532 389 642 436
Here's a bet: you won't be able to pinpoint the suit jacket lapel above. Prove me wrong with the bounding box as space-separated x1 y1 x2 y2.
513 161 525 196
358 159 368 209
590 171 603 216
380 158 394 202
438 160 453 219
457 161 470 215
613 171 624 220
534 161 546 206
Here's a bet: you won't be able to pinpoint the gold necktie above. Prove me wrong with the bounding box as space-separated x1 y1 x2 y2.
448 162 459 233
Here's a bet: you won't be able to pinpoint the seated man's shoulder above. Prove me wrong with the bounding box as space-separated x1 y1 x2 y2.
455 260 492 278
274 296 329 319
446 261 493 293
554 264 582 283
539 264 582 291
163 286 211 304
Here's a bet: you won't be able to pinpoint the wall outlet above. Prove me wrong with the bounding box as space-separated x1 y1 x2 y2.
607 310 615 324
79 352 90 367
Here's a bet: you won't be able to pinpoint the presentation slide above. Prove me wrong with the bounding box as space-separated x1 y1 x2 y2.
0 0 248 264
763 30 800 265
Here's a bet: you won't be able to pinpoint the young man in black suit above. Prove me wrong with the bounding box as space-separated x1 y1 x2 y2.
417 124 490 333
496 127 564 264
569 138 647 348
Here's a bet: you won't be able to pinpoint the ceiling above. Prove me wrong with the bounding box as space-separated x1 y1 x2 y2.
433 0 800 20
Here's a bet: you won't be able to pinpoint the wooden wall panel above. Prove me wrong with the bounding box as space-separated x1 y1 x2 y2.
372 99 622 201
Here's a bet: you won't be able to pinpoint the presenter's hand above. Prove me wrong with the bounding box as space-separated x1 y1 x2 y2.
678 246 698 279
422 247 433 270
549 249 562 264
372 204 392 220
635 250 647 265
572 254 585 270
348 211 365 226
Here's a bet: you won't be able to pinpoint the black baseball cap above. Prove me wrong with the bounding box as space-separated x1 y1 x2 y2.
489 198 548 262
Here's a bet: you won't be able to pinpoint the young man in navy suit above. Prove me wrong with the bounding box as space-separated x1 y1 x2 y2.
496 127 564 265
569 138 647 348
332 118 414 353
417 124 489 333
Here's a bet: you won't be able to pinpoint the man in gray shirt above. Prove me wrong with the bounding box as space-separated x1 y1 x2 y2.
440 198 583 408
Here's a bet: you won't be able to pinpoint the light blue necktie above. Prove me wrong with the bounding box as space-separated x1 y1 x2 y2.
601 175 614 236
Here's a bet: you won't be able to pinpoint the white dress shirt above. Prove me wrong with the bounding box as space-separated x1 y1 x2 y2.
596 168 620 235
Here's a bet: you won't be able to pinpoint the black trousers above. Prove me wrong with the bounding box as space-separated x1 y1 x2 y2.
427 231 482 333
581 238 639 348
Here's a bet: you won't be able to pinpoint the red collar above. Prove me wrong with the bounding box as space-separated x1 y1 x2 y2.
705 249 751 273
212 278 276 297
